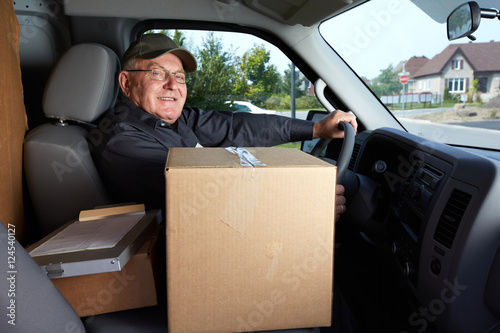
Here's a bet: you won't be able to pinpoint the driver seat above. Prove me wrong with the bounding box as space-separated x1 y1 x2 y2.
22 43 340 333
23 43 119 236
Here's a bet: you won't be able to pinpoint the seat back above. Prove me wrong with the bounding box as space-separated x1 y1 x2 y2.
24 43 120 235
0 223 86 332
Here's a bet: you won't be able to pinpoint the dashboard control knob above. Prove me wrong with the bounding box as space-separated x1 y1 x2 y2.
430 259 441 275
411 184 424 202
391 242 401 255
403 261 416 278
374 160 387 173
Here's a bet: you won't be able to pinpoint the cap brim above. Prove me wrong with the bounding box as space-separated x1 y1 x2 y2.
139 48 197 72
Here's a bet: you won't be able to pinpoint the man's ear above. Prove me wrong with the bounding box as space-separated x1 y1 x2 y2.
118 71 131 98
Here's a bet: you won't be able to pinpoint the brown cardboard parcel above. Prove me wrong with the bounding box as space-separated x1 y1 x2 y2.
52 232 158 317
165 147 336 332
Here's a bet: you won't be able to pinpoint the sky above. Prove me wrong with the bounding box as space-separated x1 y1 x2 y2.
182 30 291 75
176 0 500 80
320 0 500 79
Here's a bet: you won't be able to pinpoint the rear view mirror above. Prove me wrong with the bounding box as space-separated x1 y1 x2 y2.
447 1 481 40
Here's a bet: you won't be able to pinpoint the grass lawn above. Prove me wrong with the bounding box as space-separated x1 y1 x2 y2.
274 142 301 149
386 102 483 110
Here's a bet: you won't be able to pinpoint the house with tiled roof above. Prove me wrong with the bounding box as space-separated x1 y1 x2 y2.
410 41 500 102
394 56 429 79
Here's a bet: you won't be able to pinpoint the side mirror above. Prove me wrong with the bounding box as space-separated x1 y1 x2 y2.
447 1 481 40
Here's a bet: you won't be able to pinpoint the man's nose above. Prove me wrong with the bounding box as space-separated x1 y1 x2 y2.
162 74 178 88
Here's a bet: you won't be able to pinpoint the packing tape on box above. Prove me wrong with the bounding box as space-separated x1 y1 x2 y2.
225 147 267 167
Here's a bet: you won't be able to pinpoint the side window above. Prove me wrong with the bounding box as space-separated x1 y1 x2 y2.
235 105 251 112
146 29 324 122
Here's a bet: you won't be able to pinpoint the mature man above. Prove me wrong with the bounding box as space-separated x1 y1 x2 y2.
93 33 358 219
93 33 358 332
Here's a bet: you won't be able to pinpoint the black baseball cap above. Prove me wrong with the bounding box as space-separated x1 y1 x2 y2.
122 33 197 72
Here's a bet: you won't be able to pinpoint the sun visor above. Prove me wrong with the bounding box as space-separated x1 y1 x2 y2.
243 0 366 26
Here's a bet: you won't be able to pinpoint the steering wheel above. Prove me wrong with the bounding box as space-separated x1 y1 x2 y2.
309 120 355 183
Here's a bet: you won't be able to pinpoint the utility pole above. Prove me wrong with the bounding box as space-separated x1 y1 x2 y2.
399 61 409 112
291 62 296 119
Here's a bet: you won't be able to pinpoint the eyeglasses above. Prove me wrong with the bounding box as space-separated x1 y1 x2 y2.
125 68 188 84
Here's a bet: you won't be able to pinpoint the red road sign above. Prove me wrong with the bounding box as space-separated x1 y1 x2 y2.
400 75 409 84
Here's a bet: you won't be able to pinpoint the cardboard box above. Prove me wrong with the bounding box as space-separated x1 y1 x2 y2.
52 232 159 317
165 147 336 332
1 3 29 240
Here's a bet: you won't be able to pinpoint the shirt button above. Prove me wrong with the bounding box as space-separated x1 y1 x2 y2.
160 122 166 127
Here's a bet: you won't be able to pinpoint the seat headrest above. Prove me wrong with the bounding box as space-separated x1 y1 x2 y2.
43 43 120 123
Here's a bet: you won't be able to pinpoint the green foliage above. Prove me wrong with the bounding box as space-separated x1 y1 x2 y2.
475 93 482 104
146 30 319 111
368 64 401 98
264 96 282 110
443 87 459 102
264 95 322 110
491 108 498 118
277 95 291 110
274 142 301 149
471 78 479 93
296 95 323 110
171 30 187 48
238 44 281 106
186 32 238 111
146 29 186 47
281 63 308 98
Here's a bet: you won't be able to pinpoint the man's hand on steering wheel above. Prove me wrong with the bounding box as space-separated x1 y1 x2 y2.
312 110 358 139
311 110 358 222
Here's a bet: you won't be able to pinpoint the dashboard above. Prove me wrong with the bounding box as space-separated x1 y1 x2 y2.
346 127 500 333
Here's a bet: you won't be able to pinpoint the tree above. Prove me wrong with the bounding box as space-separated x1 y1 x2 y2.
238 44 281 106
186 32 238 111
369 64 401 98
281 63 307 98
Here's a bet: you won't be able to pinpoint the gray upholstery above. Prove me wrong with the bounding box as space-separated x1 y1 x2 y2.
21 43 328 333
83 303 321 333
24 43 120 235
0 223 85 333
43 43 120 123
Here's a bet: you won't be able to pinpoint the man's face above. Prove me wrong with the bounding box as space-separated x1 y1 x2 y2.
119 53 187 124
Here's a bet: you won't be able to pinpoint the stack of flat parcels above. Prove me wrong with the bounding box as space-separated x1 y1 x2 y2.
28 204 160 316
165 147 337 333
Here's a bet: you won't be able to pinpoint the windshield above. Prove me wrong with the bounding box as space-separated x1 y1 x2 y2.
321 0 500 150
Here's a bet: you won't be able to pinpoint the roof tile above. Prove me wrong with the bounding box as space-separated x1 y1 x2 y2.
413 41 500 77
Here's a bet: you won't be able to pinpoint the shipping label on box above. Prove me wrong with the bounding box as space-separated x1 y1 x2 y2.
165 147 336 333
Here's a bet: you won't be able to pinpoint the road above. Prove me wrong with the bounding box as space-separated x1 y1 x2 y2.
281 108 455 120
446 120 500 130
282 108 500 130
278 111 308 120
393 107 500 131
279 108 500 149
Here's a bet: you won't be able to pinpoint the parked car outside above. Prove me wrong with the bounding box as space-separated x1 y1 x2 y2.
229 101 277 114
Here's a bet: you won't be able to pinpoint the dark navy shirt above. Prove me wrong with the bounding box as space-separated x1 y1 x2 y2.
93 97 314 211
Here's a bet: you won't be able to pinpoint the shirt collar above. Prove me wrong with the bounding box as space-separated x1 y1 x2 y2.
117 95 174 129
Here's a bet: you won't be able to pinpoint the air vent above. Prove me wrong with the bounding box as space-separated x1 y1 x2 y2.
348 143 361 171
433 189 472 249
400 161 420 199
